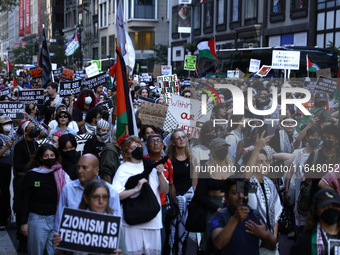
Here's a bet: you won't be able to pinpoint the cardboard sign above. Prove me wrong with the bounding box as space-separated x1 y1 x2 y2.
256 65 272 77
18 89 45 105
271 50 300 70
163 95 213 139
86 63 100 78
249 59 261 73
316 76 337 94
82 73 107 90
316 68 332 79
59 79 82 96
0 102 25 119
61 68 74 80
58 208 121 254
139 101 168 128
161 65 172 75
53 68 62 77
184 55 197 71
30 67 42 79
152 65 161 78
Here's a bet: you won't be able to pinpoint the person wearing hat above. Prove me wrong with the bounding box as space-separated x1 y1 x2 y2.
0 115 14 230
194 137 234 253
84 119 111 164
290 189 340 254
311 91 332 126
48 110 77 138
48 103 79 134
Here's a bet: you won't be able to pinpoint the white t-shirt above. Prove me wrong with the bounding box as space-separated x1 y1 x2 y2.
48 120 79 133
112 161 163 229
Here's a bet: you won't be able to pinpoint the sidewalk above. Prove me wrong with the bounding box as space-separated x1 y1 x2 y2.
0 229 17 255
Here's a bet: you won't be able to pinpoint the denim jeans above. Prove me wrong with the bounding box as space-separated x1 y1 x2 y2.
27 212 54 255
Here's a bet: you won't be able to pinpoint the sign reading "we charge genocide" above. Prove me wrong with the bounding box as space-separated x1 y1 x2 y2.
58 208 121 254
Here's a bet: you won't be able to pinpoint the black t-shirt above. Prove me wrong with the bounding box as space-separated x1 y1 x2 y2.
72 107 89 122
13 139 38 174
172 158 191 196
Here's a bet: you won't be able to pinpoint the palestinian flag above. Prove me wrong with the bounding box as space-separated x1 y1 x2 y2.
109 46 138 140
197 37 217 60
306 55 319 72
13 78 18 87
6 57 14 74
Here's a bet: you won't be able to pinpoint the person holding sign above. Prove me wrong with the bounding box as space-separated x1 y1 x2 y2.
49 110 77 138
52 179 123 255
19 143 71 255
112 136 169 255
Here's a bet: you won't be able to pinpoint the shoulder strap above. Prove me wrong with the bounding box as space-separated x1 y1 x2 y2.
312 149 319 166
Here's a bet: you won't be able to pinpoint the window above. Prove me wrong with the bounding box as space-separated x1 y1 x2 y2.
94 0 98 15
129 31 155 51
245 0 257 19
172 6 179 39
93 47 98 60
109 35 115 57
134 0 155 19
270 0 285 22
93 21 98 39
101 36 107 58
204 0 213 34
216 0 226 31
230 0 241 28
272 0 283 13
99 1 108 28
318 0 340 9
194 3 201 35
108 0 111 13
290 0 308 19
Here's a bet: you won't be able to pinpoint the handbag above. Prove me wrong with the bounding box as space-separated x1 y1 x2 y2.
185 195 206 232
123 182 160 225
165 192 179 220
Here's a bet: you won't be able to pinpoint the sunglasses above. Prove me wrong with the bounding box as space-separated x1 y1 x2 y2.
59 114 68 119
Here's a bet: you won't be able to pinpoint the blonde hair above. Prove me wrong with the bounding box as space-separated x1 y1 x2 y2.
166 128 191 162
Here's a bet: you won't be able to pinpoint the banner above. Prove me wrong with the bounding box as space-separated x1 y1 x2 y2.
316 76 337 94
30 67 42 79
58 208 121 254
139 101 168 128
116 0 126 55
271 50 300 70
178 4 191 33
61 68 74 80
82 73 107 90
18 89 45 105
64 31 80 56
0 102 25 119
157 74 179 104
59 79 82 96
163 95 212 139
24 0 31 34
19 0 24 36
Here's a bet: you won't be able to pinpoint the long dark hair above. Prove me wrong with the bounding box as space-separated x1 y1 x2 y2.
58 134 77 153
74 89 96 109
79 179 113 214
25 143 60 172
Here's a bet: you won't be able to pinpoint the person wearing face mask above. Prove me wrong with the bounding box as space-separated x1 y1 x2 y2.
83 119 111 162
290 189 340 254
19 143 70 255
194 138 234 253
10 86 19 101
112 135 169 255
0 116 14 231
58 134 80 180
72 89 96 130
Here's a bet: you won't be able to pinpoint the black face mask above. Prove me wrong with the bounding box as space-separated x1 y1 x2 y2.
323 140 334 150
320 208 340 225
14 91 18 97
28 128 38 138
41 158 56 169
131 147 143 160
214 149 227 161
309 138 321 148
62 150 76 161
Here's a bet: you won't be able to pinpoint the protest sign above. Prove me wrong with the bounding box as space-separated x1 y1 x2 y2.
30 67 42 79
271 50 300 70
184 55 197 71
256 65 271 77
86 63 100 78
161 65 172 75
96 99 114 113
140 73 152 83
153 65 161 78
0 102 25 119
1 88 10 96
53 69 62 77
91 60 102 72
74 70 87 79
58 208 120 254
163 95 213 139
157 75 179 104
61 68 74 80
316 68 331 79
60 79 82 96
18 89 45 105
82 73 107 90
227 70 239 79
316 76 337 94
249 59 261 73
139 101 168 128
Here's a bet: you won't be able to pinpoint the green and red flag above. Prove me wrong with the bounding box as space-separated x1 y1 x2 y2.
197 37 218 60
109 46 138 140
306 55 320 72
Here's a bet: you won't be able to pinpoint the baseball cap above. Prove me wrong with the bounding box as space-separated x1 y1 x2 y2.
0 116 13 124
314 92 328 104
313 189 340 208
147 133 163 143
209 138 230 149
56 103 66 110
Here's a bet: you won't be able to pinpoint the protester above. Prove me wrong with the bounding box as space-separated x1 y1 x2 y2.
112 136 169 255
72 89 97 129
20 143 70 255
48 103 79 134
49 110 77 137
81 107 102 135
58 134 80 180
45 82 62 105
100 135 121 183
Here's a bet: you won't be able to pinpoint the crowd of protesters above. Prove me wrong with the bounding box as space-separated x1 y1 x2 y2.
0 68 340 255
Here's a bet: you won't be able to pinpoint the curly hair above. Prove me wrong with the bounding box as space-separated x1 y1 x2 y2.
74 89 96 109
165 128 191 163
121 136 144 162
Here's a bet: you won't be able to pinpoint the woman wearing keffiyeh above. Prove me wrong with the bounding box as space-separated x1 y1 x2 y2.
20 143 71 255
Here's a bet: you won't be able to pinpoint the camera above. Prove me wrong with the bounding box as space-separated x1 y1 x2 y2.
236 180 258 206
